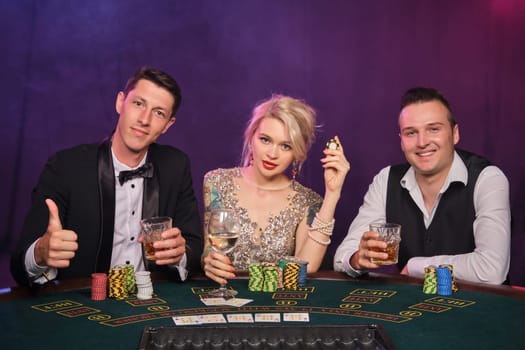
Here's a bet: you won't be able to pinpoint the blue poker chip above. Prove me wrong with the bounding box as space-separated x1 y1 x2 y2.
436 267 452 278
436 267 453 295
437 284 452 296
297 260 308 287
436 267 453 294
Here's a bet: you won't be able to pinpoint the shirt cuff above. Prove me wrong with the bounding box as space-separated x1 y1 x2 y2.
24 240 58 284
173 253 188 281
342 251 367 278
406 258 426 278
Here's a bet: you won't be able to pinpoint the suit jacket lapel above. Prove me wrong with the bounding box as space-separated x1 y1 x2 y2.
96 139 116 272
142 147 159 219
142 145 160 269
95 141 160 271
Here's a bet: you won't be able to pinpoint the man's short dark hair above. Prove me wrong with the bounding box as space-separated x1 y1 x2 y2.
123 67 182 116
400 87 456 127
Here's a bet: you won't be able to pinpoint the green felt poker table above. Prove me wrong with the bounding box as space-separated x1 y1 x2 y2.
1 271 524 349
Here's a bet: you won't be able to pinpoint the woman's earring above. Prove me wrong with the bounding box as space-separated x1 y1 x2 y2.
291 161 298 181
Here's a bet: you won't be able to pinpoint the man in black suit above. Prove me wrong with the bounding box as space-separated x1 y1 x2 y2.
10 67 203 286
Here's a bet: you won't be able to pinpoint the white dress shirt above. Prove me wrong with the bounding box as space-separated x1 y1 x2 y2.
334 151 511 284
110 153 148 271
25 149 187 284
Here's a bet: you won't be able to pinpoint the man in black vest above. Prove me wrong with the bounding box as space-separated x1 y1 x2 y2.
334 87 510 284
10 67 203 287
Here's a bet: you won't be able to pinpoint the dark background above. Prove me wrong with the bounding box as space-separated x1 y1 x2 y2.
1 0 524 287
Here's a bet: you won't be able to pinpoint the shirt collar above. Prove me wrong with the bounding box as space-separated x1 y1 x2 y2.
400 151 467 193
111 149 148 175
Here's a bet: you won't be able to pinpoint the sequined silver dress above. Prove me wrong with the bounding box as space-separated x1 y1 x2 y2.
203 167 322 270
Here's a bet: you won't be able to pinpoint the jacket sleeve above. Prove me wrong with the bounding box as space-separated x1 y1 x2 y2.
161 151 203 279
10 152 70 287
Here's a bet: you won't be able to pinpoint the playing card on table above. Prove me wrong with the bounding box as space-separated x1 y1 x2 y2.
283 312 310 322
226 313 254 323
254 313 281 322
225 298 253 307
173 315 202 325
199 313 227 324
199 297 226 306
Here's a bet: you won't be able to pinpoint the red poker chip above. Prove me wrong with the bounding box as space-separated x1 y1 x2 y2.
92 279 107 285
91 289 107 300
91 289 107 295
91 282 106 287
92 281 107 286
91 294 106 301
91 273 108 300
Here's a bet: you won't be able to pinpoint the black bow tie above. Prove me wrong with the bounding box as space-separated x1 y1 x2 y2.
118 162 153 185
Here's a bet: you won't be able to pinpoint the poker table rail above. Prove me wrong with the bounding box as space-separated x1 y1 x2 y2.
1 271 524 301
2 270 525 350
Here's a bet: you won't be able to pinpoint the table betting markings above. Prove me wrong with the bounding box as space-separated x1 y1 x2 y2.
337 288 477 323
271 286 314 302
31 300 83 312
342 295 382 304
126 297 167 307
409 303 451 313
31 299 102 319
57 306 101 318
423 296 476 308
29 284 477 327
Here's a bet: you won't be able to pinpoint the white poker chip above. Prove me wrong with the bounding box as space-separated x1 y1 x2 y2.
326 138 340 150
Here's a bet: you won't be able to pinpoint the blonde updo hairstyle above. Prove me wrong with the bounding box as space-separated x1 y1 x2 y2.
241 94 317 172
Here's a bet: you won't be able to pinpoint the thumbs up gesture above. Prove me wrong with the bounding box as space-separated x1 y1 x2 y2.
34 199 78 268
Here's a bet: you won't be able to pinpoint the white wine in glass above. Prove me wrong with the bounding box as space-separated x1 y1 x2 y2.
209 232 240 253
207 209 241 298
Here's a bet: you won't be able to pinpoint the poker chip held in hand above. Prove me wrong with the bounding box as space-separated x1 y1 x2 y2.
325 138 340 150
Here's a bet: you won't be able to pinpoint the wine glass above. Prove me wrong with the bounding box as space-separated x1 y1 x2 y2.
207 208 241 298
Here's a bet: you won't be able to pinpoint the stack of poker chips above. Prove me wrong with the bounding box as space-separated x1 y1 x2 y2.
248 259 308 292
248 263 264 291
422 265 437 294
283 262 300 290
279 257 308 288
278 259 287 272
436 266 453 296
108 265 129 300
91 273 108 300
296 260 308 287
123 265 136 295
262 264 280 292
135 271 154 300
439 264 458 292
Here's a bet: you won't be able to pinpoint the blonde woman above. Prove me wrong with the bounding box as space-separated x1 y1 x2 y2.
202 95 350 285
